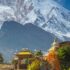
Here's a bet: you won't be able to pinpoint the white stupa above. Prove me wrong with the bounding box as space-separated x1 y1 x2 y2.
49 38 59 51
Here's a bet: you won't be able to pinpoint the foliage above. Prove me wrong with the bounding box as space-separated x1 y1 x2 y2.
27 57 50 70
0 53 4 64
34 50 43 57
57 46 70 70
23 58 29 64
44 50 61 70
27 59 41 70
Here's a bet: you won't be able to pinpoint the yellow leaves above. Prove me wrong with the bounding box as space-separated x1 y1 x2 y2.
27 59 40 70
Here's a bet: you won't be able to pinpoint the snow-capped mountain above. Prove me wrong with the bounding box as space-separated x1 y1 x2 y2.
32 0 70 40
0 0 70 40
0 0 35 25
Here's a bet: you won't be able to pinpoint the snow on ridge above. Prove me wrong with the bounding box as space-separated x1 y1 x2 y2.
0 0 70 40
32 0 70 40
0 0 35 28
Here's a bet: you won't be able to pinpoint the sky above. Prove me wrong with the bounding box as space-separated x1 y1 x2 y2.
57 0 70 10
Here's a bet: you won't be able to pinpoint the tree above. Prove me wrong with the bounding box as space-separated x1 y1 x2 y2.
0 53 4 64
27 59 41 70
34 50 43 57
57 46 70 70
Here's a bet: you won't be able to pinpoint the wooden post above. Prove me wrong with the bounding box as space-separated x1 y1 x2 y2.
17 59 20 70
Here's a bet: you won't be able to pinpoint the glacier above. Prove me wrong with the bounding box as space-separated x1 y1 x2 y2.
0 0 70 40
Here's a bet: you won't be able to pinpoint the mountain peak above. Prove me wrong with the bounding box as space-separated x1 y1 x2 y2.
0 0 70 40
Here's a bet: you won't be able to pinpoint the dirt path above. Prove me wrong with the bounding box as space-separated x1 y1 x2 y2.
0 64 14 70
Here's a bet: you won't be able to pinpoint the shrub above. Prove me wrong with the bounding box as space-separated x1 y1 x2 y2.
57 46 70 70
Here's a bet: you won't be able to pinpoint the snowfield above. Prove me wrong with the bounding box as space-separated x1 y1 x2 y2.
0 0 70 40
